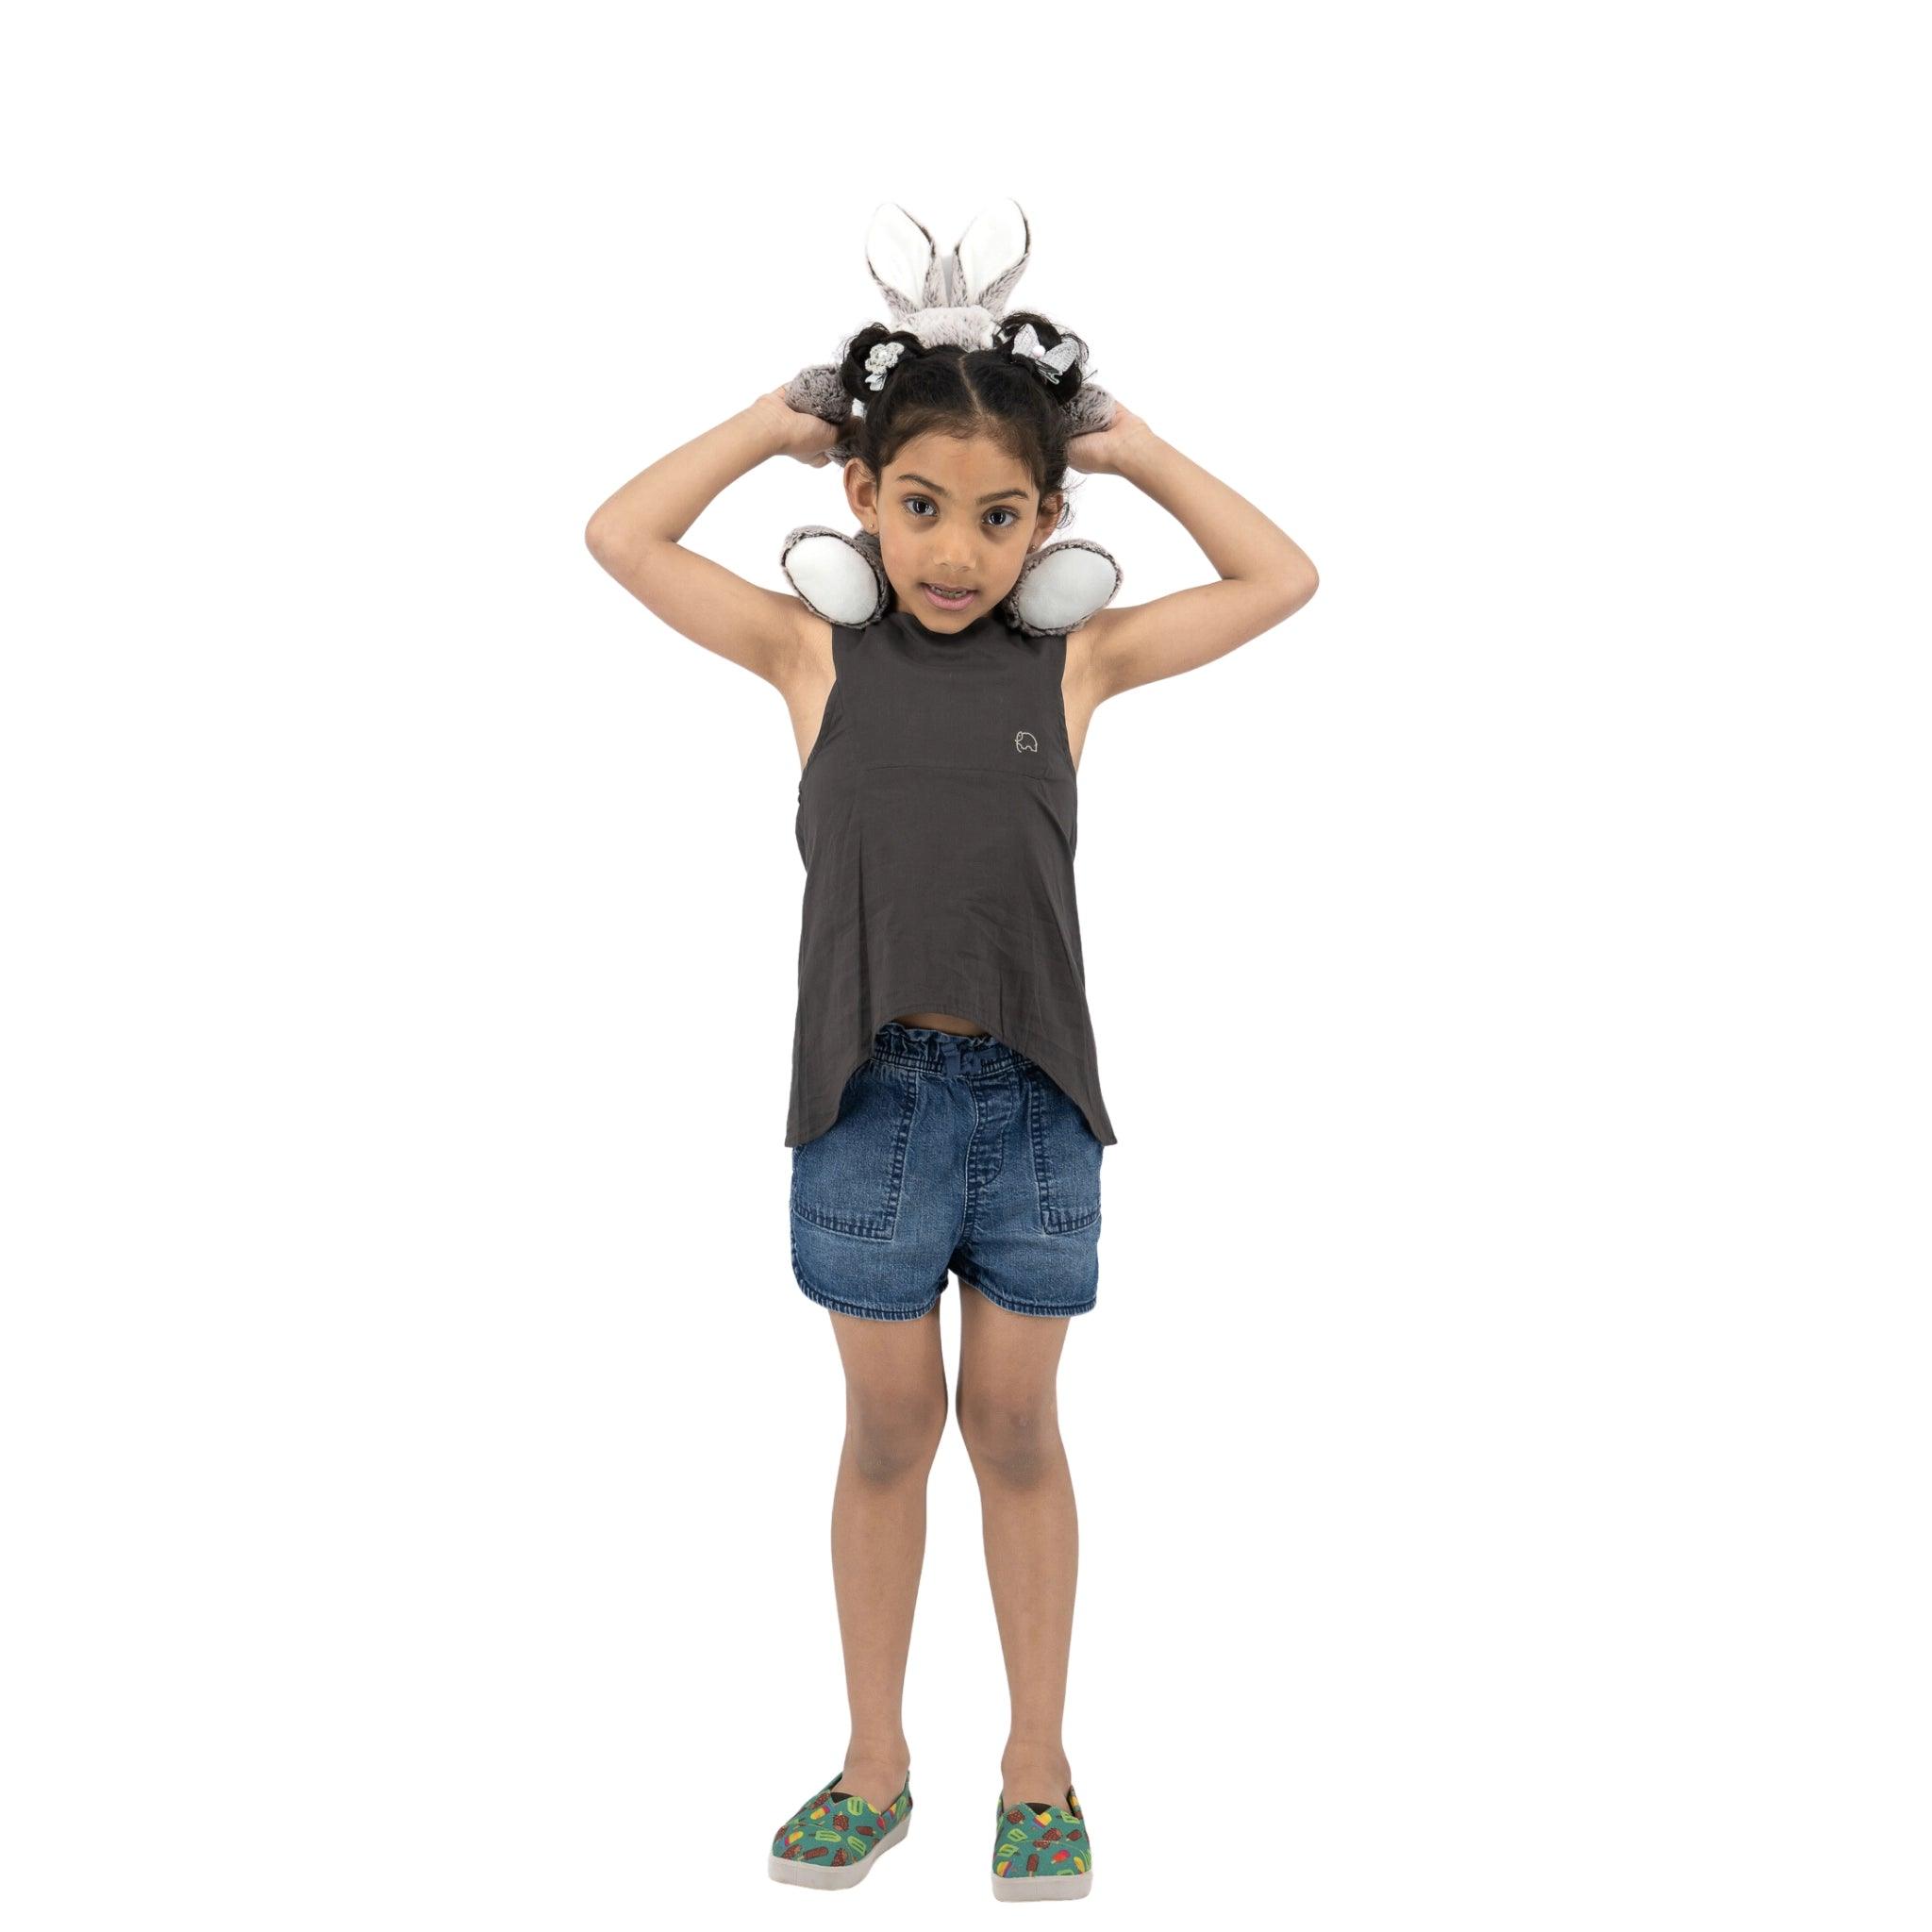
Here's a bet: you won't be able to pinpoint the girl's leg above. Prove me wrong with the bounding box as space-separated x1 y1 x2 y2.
955 1283 1077 1809
824 1304 949 1814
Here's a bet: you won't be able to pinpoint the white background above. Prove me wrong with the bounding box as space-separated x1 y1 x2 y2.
5 5 1926 1926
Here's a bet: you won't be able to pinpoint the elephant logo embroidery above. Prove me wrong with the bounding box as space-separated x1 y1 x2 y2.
1014 730 1039 754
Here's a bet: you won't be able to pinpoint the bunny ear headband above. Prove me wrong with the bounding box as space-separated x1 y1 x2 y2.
776 198 1123 638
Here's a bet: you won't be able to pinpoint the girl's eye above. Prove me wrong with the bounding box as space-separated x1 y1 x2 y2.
904 496 1020 530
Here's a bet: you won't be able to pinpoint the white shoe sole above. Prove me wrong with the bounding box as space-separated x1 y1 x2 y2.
991 1865 1092 1901
768 1804 911 1889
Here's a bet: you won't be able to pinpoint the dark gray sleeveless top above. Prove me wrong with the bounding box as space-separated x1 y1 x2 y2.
788 602 1115 1150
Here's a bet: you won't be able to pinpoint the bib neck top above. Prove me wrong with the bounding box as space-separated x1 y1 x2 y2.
788 601 1115 1150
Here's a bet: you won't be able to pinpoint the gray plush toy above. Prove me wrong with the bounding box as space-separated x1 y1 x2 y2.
777 198 1124 637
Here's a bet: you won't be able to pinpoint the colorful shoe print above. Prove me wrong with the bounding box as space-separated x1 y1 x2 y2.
991 1783 1091 1901
769 1768 914 1890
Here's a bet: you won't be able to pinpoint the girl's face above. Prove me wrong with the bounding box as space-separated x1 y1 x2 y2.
846 429 1063 628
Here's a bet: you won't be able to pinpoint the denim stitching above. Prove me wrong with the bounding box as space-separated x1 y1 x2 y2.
791 1067 921 1239
960 1267 1096 1320
791 1227 944 1322
1025 1072 1101 1235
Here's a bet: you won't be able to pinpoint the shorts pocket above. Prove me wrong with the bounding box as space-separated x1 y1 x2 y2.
791 1060 922 1240
1025 1068 1103 1235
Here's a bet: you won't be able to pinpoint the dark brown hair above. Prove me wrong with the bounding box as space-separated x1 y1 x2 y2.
836 312 1092 530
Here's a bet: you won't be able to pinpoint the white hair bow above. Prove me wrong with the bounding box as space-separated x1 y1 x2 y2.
1008 322 1082 386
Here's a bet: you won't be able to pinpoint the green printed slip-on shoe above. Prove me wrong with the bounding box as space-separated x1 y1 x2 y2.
991 1784 1092 1901
769 1770 913 1890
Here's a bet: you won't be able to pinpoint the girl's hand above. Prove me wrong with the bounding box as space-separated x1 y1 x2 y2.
1066 401 1154 477
752 385 855 468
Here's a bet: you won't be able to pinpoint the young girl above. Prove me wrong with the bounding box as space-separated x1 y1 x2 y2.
585 313 1317 1899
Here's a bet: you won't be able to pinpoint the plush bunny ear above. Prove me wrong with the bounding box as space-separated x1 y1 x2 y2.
864 199 1033 332
780 526 889 627
1004 541 1124 637
865 204 947 325
951 199 1032 320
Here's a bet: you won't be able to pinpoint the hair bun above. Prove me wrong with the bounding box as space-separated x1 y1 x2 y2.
993 312 1089 408
838 325 923 405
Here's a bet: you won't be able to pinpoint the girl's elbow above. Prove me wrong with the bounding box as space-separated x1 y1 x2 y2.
1275 565 1318 613
585 509 618 558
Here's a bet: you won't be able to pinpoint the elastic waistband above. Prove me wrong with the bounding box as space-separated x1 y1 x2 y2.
870 1020 1037 1079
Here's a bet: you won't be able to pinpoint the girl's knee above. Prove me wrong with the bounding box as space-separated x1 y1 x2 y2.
844 1387 948 1482
958 1394 1060 1486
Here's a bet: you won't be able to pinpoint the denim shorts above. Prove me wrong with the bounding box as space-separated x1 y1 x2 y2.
790 1022 1106 1323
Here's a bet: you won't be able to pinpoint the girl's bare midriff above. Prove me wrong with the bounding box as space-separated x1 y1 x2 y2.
891 1009 990 1035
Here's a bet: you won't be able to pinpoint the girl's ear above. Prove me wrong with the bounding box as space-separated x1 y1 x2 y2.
841 458 876 527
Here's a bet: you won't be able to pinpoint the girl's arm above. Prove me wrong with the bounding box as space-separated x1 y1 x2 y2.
1069 411 1319 705
584 392 843 688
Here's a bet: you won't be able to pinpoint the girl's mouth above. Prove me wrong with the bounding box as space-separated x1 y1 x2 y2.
922 582 976 610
